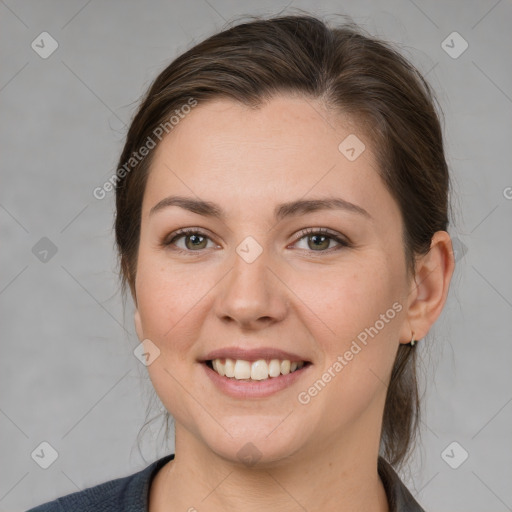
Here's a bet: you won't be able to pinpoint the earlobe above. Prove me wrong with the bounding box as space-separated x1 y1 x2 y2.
400 231 455 344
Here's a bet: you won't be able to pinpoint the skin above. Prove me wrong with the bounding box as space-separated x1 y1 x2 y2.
132 94 455 511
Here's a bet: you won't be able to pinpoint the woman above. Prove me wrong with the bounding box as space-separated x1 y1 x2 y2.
28 13 455 512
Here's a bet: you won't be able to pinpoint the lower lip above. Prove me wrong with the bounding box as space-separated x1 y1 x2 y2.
201 362 311 398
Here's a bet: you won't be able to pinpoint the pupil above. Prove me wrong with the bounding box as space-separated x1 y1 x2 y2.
188 234 205 249
310 235 328 250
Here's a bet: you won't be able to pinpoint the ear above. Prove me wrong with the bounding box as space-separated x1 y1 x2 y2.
399 231 455 344
134 307 144 342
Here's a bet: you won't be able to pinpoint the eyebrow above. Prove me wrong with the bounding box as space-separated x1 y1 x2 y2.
149 195 371 221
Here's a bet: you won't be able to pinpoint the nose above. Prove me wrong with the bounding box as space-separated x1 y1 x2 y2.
213 245 288 330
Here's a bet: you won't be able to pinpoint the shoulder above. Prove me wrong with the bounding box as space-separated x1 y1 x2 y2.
26 454 175 512
377 456 426 512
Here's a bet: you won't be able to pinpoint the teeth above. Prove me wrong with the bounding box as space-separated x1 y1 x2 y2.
250 359 268 380
210 358 306 380
234 360 251 379
224 358 235 378
212 359 225 376
268 359 281 377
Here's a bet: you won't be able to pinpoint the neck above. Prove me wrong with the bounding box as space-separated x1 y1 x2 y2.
150 427 390 512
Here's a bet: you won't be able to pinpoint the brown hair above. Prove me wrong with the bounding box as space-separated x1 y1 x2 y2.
114 13 450 470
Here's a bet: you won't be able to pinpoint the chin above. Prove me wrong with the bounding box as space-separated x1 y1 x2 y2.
198 417 309 469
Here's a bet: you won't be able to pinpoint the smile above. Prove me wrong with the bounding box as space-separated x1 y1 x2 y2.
202 358 312 399
207 358 307 381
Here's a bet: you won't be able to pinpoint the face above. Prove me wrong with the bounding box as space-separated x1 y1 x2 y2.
133 95 415 466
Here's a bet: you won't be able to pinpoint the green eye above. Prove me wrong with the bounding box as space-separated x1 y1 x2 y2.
164 229 214 252
163 227 350 255
293 228 350 252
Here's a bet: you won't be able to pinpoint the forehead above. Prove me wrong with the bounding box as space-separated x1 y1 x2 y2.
142 94 396 224
154 94 367 160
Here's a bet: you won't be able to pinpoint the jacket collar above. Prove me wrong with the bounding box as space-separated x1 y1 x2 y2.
378 456 426 512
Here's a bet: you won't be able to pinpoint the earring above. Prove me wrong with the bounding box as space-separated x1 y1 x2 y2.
410 332 416 347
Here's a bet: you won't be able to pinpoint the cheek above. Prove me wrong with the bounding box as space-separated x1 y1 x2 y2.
290 254 405 400
135 251 205 350
134 253 212 426
291 253 404 347
291 260 404 434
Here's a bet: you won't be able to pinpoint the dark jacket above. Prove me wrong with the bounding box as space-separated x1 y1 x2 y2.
26 454 425 511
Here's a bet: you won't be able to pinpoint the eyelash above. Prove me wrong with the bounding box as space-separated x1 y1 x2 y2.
161 227 351 255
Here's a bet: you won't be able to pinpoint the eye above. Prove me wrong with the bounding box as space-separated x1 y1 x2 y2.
162 228 218 253
162 227 351 255
291 228 350 252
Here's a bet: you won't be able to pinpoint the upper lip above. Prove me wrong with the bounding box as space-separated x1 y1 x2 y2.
201 347 310 363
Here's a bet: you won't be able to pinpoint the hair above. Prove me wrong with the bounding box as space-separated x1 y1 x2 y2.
114 12 450 471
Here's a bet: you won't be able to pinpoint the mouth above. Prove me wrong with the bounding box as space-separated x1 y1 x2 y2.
199 347 313 398
204 358 312 381
201 357 312 398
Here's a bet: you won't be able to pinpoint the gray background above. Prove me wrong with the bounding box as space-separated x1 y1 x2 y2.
1 1 511 511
